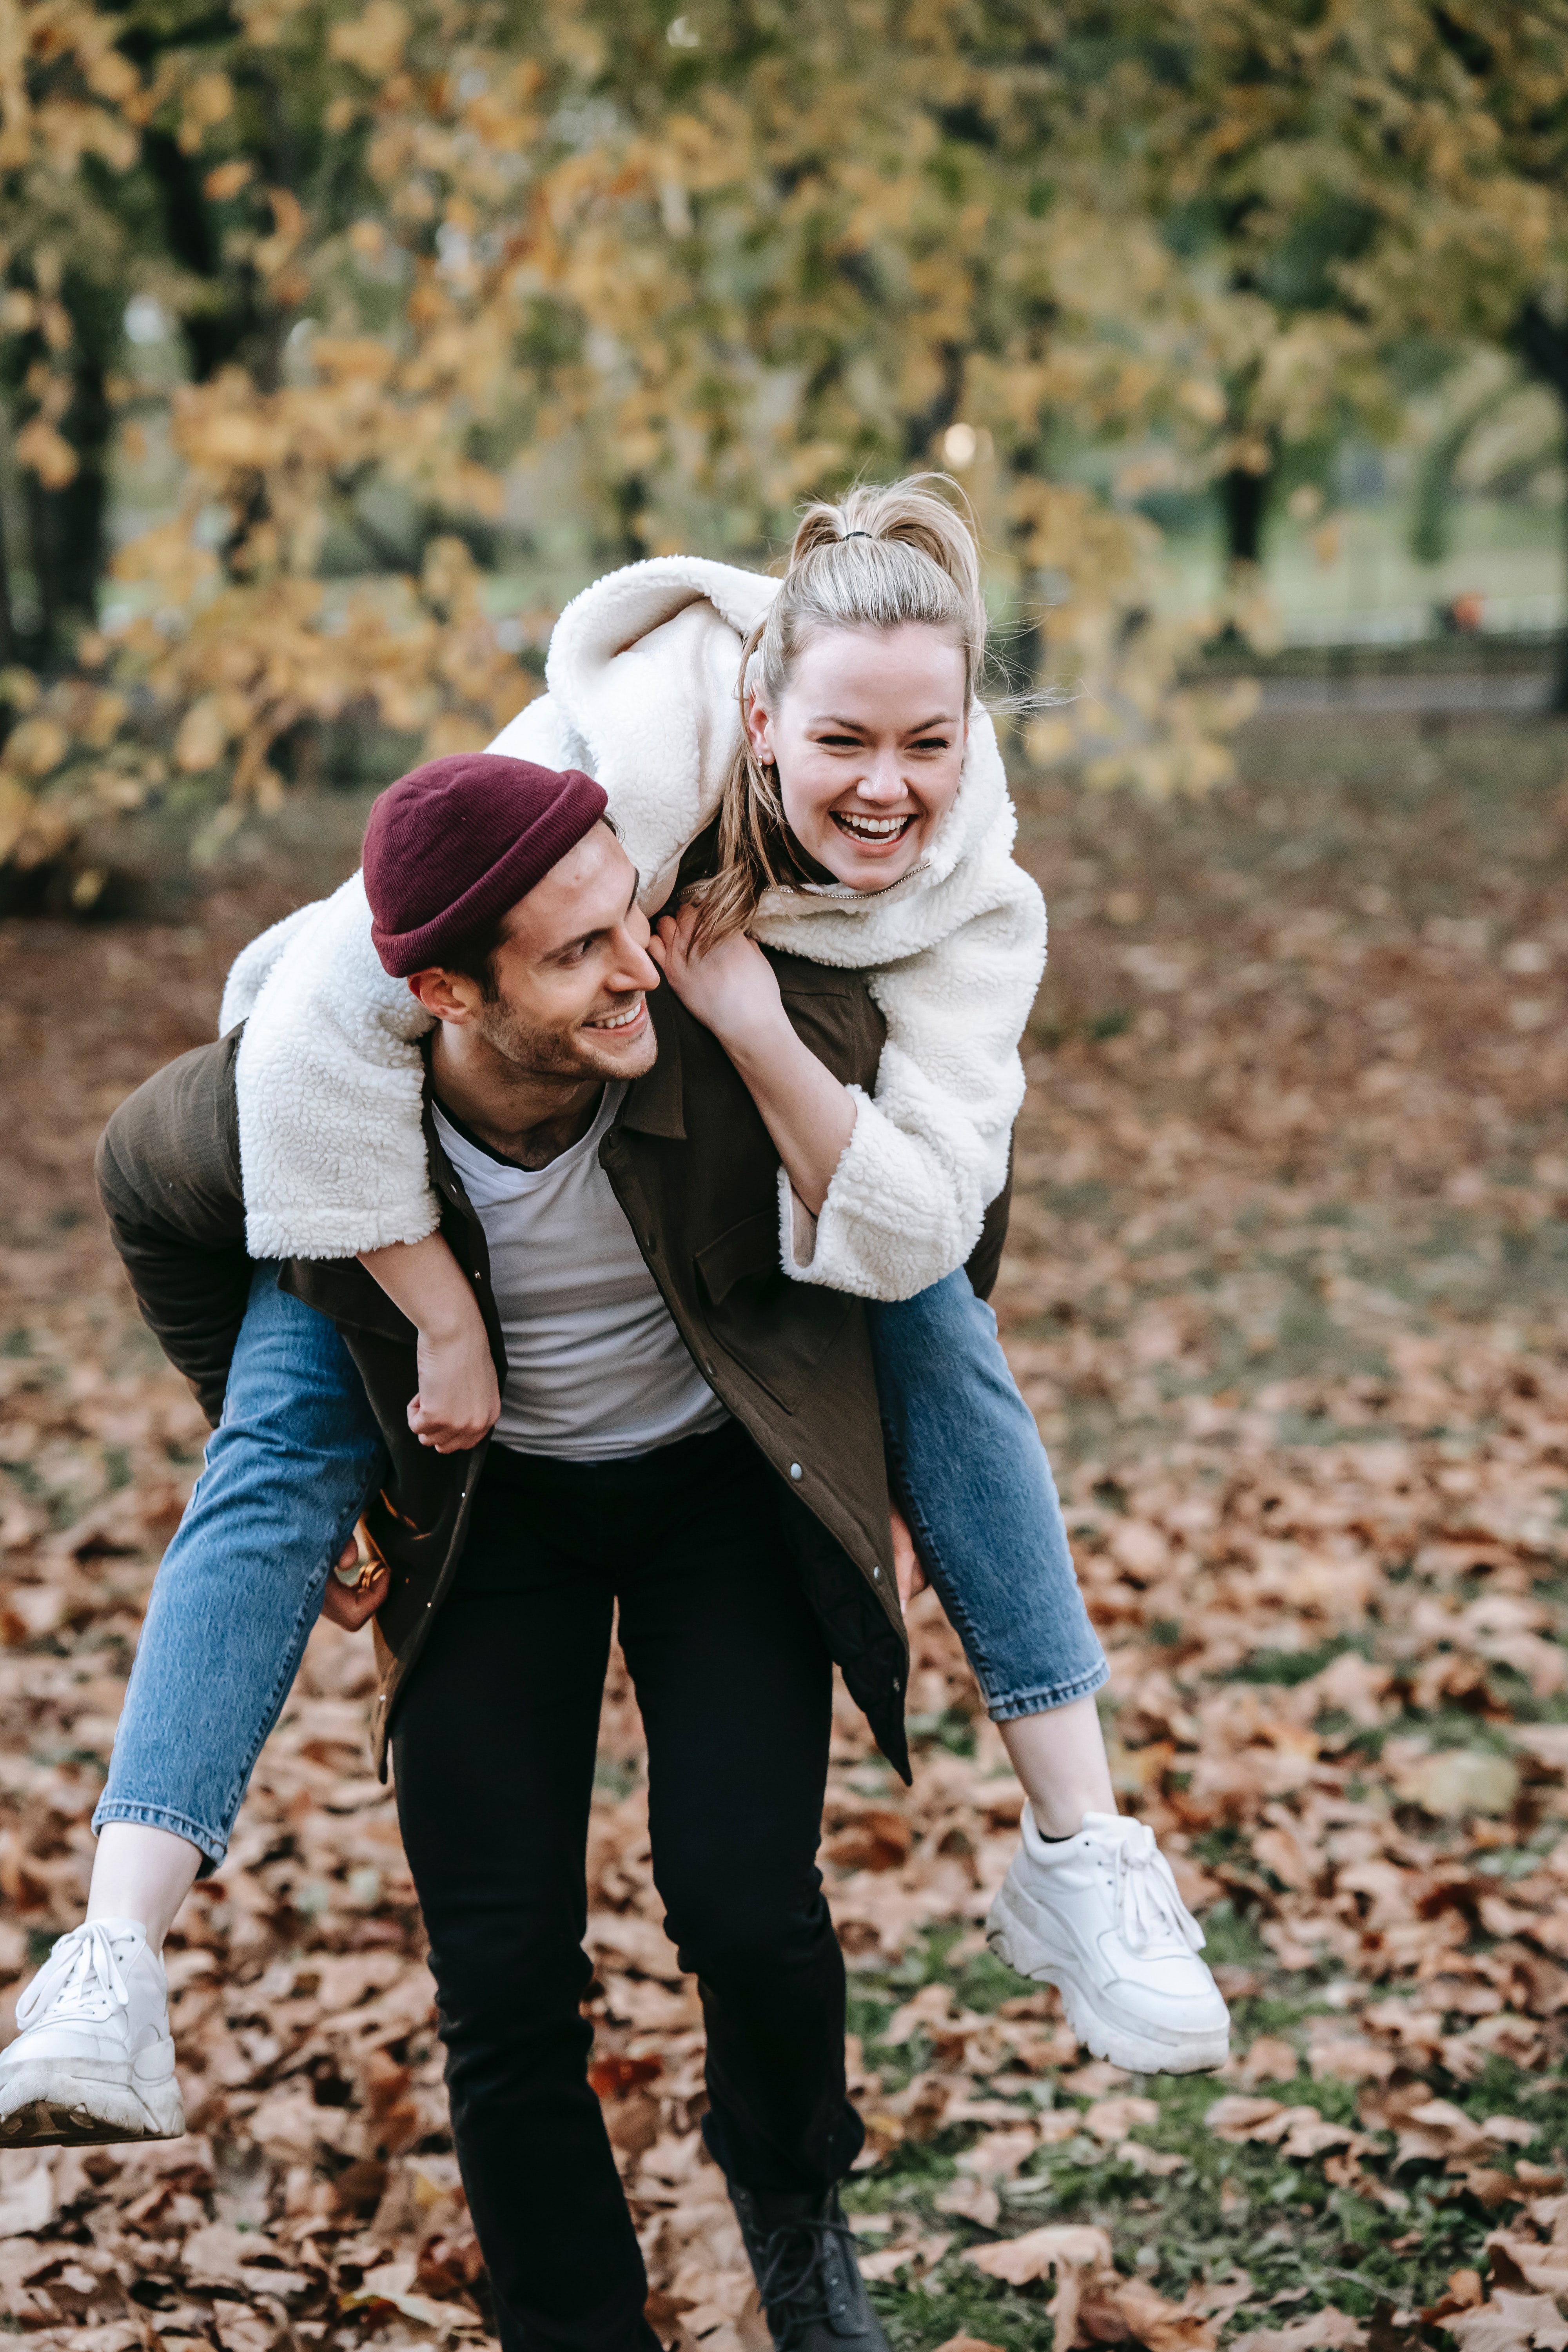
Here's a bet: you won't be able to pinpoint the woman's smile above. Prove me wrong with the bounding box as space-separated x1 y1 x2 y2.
831 808 918 846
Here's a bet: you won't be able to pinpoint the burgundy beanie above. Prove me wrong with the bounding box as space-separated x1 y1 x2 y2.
363 753 608 977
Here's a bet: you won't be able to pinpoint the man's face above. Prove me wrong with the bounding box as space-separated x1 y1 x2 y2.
419 824 661 1083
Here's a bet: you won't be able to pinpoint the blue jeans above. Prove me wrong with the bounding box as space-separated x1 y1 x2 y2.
94 1264 385 1873
97 1263 1102 1867
867 1269 1107 1720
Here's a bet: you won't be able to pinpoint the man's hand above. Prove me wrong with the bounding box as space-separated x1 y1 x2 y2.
320 1535 390 1632
891 1501 927 1616
650 904 786 1049
408 1317 501 1452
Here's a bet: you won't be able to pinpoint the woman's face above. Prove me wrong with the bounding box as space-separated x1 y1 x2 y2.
747 623 969 892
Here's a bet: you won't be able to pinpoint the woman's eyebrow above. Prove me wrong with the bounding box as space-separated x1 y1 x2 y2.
810 711 958 731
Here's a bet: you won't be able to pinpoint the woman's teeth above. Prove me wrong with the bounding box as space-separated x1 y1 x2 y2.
833 811 914 842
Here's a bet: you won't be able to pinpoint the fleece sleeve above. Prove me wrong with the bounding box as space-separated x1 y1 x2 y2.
232 871 439 1261
777 864 1046 1303
485 690 590 771
225 692 586 1261
218 900 322 1035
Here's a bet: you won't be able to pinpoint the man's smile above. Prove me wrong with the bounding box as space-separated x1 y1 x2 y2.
584 996 647 1035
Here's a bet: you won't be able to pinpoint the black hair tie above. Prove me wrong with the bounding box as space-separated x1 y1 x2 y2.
842 529 872 540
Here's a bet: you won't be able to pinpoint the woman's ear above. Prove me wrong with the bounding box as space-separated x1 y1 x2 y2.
744 690 774 766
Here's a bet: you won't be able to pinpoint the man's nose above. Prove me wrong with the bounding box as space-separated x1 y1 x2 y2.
610 925 662 992
855 751 907 802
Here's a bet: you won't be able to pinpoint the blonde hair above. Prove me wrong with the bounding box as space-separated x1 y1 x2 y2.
688 474 986 950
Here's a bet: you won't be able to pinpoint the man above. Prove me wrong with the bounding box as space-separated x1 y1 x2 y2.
13 757 1009 2352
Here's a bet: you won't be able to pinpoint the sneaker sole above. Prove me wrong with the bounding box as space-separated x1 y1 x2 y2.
987 1891 1229 2076
0 2066 184 2148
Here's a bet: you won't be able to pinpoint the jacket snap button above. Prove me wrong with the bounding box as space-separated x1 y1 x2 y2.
871 1564 881 1580
789 1463 802 1480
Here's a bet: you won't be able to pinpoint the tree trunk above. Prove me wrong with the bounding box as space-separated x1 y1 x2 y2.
1517 299 1568 713
0 466 12 671
1209 461 1273 651
1221 463 1270 568
902 342 965 466
142 131 270 384
612 474 649 563
19 349 111 670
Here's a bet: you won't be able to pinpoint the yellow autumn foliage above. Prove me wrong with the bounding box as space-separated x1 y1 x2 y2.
0 0 1565 869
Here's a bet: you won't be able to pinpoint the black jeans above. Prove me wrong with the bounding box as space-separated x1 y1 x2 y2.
390 1422 864 2352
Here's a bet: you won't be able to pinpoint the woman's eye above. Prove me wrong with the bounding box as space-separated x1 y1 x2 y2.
911 735 949 752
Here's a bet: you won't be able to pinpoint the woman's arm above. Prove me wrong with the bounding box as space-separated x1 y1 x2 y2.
654 859 1044 1303
357 1233 501 1453
650 906 855 1213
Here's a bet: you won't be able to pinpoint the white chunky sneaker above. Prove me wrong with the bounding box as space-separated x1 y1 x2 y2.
986 1810 1230 2074
0 1919 184 2146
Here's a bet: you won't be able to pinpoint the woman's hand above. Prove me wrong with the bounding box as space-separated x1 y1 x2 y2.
356 1235 500 1454
650 903 786 1050
321 1533 390 1632
408 1318 501 1452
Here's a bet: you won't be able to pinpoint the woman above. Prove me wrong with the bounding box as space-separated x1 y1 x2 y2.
1 479 1225 2156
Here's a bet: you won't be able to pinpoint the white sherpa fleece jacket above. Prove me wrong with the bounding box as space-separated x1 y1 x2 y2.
222 556 1047 1302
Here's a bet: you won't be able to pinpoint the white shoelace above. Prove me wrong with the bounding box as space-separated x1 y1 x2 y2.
15 1923 132 2031
1112 1823 1205 1956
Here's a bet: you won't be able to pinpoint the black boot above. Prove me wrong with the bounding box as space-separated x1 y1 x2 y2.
724 2180 891 2352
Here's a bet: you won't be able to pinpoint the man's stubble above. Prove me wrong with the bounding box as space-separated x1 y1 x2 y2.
474 993 657 1090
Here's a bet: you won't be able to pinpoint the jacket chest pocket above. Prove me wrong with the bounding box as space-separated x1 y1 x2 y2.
695 1211 853 1414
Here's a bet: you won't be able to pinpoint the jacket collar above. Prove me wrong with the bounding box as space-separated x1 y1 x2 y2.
619 988 685 1140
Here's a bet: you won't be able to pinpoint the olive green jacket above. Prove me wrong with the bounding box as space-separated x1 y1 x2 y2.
96 953 1011 1781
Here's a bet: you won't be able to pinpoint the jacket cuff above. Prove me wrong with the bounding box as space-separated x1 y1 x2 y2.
778 1084 984 1303
775 1086 868 1283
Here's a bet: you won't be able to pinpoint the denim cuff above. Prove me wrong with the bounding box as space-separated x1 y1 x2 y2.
91 1799 228 1879
984 1655 1110 1724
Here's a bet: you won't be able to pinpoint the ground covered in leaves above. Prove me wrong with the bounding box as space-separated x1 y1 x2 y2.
1 715 1567 2352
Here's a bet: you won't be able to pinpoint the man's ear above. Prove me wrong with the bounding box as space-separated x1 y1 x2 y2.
407 968 480 1023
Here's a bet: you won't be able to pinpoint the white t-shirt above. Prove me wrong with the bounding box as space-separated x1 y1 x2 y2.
432 1085 730 1463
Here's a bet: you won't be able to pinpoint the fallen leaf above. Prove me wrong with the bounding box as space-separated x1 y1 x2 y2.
1230 2308 1367 2352
1444 2290 1568 2352
965 2221 1113 2285
1239 2035 1301 2086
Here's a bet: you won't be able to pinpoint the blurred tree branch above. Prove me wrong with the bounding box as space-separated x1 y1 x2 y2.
3 0 1568 876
